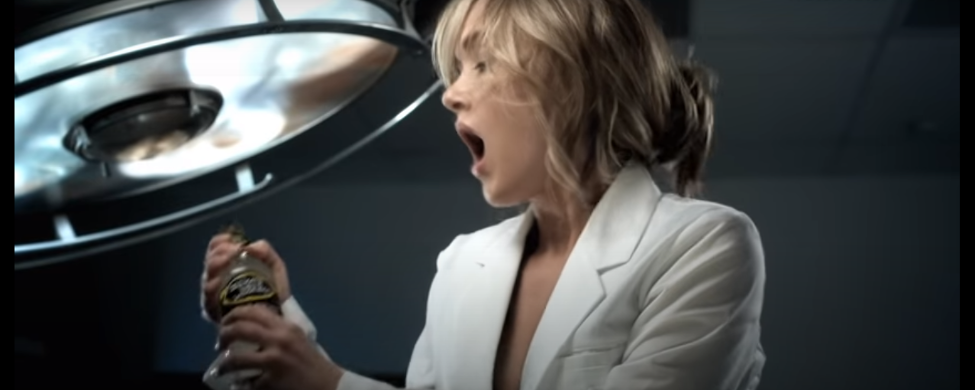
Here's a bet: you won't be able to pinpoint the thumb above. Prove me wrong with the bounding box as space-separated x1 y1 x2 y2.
243 240 282 268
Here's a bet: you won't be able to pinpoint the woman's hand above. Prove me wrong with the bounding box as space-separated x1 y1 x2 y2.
218 305 344 389
202 235 292 322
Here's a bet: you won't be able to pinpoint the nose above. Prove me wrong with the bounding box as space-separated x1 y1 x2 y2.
441 83 467 113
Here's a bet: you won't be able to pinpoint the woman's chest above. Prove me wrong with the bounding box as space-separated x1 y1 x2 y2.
492 260 563 389
442 263 648 388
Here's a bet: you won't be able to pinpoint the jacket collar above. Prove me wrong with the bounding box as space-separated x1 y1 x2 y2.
445 164 663 389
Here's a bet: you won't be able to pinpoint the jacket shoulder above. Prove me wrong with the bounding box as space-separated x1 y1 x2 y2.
652 195 759 241
638 195 764 280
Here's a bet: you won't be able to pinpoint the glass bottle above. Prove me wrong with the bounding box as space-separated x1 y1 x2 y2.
203 223 280 390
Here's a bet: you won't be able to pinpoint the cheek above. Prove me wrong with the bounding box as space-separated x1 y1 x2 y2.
496 123 548 175
503 108 547 157
520 133 549 165
478 84 549 166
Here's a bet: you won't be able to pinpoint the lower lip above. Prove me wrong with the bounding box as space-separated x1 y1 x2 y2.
471 158 485 176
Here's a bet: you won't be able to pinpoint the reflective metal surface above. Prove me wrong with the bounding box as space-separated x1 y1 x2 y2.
14 80 443 270
14 0 401 212
15 0 398 80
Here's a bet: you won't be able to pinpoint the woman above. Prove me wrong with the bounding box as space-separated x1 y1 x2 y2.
202 0 766 388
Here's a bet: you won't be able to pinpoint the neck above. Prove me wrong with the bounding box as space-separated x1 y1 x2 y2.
528 190 594 258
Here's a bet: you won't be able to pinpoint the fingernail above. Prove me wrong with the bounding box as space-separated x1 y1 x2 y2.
214 341 220 351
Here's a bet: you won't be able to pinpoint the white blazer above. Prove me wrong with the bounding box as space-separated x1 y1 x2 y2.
285 164 766 389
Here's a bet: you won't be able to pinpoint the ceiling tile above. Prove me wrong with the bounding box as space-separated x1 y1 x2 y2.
695 39 877 141
693 0 899 38
848 35 961 141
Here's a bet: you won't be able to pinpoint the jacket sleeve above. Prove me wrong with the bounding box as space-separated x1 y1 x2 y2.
336 323 435 389
281 296 317 341
279 296 406 389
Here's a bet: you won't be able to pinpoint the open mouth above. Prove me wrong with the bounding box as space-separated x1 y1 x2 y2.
458 127 485 162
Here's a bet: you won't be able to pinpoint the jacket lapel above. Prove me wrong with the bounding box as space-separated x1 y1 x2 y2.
521 164 662 389
444 214 534 389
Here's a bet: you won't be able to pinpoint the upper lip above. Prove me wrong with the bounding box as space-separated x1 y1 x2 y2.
456 121 485 160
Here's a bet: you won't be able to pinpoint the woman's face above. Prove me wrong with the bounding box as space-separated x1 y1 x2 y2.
441 1 550 208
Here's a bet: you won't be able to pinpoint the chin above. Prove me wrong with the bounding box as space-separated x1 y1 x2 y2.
482 190 516 208
483 197 521 208
481 183 529 208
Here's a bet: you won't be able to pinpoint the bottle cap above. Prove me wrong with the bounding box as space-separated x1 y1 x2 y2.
219 222 249 245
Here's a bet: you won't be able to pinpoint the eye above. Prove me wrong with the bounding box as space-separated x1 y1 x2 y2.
453 59 487 77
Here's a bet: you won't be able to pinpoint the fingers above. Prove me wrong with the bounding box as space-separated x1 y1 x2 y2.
204 237 285 323
222 305 281 329
202 279 223 308
208 233 233 251
208 239 282 276
203 238 240 322
242 240 281 268
219 305 304 352
250 373 275 390
206 242 242 277
218 305 296 352
218 319 270 351
219 349 274 375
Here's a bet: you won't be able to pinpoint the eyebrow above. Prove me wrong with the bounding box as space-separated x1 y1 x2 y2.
458 29 484 54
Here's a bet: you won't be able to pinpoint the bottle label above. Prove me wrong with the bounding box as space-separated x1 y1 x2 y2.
219 271 276 308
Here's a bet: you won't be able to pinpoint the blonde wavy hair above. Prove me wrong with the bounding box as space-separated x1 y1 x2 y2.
432 0 715 200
